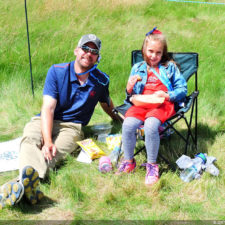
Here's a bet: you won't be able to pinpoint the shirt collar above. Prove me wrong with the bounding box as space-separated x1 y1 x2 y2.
70 61 94 87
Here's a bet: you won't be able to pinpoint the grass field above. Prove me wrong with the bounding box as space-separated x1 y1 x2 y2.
0 0 225 222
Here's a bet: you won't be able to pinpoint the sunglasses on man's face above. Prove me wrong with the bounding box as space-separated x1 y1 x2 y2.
81 45 99 55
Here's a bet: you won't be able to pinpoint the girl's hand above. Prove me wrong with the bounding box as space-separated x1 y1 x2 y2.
154 90 170 100
126 75 142 94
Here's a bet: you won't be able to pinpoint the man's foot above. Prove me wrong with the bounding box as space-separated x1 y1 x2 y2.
115 159 136 175
0 181 24 209
145 163 159 186
21 166 44 205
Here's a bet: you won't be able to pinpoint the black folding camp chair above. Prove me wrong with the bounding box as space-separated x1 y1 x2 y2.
113 51 199 164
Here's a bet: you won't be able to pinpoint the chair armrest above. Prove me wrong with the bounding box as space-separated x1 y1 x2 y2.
178 91 199 114
112 103 132 122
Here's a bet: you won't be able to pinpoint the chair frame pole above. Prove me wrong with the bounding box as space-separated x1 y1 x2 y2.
25 0 34 97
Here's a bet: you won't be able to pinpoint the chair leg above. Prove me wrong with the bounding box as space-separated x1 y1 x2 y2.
195 95 198 150
184 97 198 154
134 146 145 157
158 152 171 165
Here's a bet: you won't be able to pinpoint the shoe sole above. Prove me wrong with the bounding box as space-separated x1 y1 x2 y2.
21 166 44 205
0 181 24 209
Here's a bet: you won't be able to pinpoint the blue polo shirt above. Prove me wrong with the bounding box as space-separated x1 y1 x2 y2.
42 61 110 126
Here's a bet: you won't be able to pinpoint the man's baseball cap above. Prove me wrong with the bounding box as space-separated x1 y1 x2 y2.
78 34 101 50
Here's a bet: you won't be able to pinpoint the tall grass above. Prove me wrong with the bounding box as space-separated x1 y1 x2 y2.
0 0 224 221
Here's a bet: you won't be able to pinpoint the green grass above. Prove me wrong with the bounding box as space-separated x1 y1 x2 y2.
0 0 225 221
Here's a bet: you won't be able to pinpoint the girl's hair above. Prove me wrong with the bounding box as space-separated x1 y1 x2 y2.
141 33 172 66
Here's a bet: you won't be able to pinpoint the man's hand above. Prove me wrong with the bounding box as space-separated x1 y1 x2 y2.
42 144 57 162
126 75 142 94
154 90 170 100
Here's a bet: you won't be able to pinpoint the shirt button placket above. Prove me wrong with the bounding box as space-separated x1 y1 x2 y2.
76 90 80 97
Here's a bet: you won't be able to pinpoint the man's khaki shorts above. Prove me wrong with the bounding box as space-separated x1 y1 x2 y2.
19 117 84 178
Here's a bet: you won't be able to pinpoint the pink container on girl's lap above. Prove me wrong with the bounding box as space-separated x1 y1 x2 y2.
99 156 112 173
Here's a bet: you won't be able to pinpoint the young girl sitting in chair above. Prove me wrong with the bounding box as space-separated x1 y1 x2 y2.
116 27 187 186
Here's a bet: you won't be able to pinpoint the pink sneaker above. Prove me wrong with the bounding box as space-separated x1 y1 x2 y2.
115 159 136 175
145 163 159 185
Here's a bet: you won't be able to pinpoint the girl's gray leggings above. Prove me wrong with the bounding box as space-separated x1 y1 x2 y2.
122 117 161 163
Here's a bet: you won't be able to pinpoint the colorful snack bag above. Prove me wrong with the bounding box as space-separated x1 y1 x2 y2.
77 139 106 160
106 134 122 150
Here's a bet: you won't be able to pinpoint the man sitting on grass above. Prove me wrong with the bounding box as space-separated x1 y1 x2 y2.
0 34 118 209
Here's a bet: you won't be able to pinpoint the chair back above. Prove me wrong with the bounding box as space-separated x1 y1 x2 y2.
131 50 198 84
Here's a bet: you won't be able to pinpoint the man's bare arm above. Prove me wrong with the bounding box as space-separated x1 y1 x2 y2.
100 98 120 121
41 95 57 161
